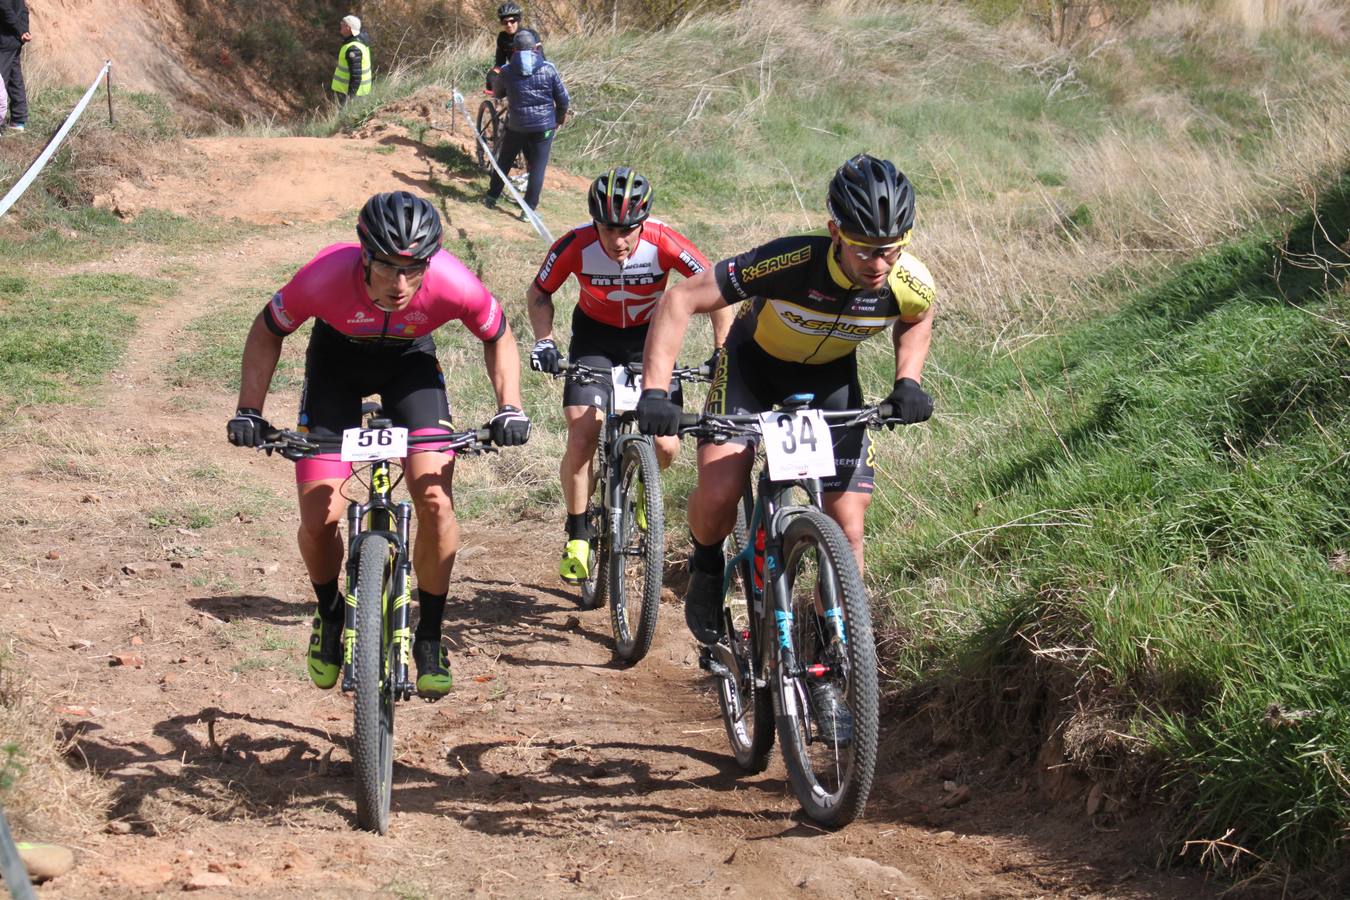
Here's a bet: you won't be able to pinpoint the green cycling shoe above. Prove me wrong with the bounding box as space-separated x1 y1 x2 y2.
633 478 648 532
413 639 453 700
307 615 343 689
559 538 591 584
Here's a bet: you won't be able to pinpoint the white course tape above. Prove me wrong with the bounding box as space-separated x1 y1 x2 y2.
0 61 112 219
452 90 554 243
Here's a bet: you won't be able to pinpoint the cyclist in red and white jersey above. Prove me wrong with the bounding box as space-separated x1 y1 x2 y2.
526 167 732 583
227 191 530 700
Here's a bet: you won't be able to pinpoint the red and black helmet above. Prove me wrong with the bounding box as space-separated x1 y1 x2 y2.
588 167 653 228
356 191 443 261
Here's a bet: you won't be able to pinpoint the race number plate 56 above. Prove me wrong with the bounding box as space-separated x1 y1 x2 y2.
759 410 835 481
611 366 643 413
341 427 408 462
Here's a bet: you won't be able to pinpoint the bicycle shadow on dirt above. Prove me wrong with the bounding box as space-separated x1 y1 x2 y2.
390 736 787 836
187 593 312 626
60 706 444 832
448 575 613 654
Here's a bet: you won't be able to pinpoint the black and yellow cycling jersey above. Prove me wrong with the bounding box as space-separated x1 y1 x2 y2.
713 233 935 365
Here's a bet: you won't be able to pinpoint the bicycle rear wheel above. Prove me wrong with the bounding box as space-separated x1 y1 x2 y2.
352 535 395 834
716 497 774 772
577 501 607 611
609 440 663 663
773 509 878 827
475 101 500 171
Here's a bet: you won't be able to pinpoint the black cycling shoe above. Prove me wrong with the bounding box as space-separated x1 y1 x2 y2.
413 638 453 700
808 680 854 747
683 564 725 645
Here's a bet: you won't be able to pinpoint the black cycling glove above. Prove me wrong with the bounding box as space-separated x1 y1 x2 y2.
530 338 561 374
227 408 271 447
488 405 531 446
636 389 681 437
701 347 723 379
881 378 933 427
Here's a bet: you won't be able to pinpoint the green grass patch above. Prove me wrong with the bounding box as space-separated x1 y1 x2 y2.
0 273 175 405
873 169 1350 870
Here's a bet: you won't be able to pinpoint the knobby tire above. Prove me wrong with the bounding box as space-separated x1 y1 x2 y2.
352 535 395 834
716 497 775 772
475 101 500 172
609 440 663 663
774 509 878 827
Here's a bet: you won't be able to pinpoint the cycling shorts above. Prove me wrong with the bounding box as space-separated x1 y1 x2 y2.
295 323 455 483
563 308 682 410
703 338 874 494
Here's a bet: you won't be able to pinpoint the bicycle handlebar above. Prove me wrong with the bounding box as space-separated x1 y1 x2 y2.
554 361 712 383
257 427 495 460
677 404 898 438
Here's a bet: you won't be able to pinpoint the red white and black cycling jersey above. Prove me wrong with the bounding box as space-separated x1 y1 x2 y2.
532 219 708 328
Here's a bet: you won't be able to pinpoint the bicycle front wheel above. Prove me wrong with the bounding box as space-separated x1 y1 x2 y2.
717 498 774 772
475 101 500 171
352 535 395 834
609 439 663 663
773 509 878 827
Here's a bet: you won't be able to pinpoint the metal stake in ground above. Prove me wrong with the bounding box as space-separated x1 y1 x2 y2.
0 807 37 900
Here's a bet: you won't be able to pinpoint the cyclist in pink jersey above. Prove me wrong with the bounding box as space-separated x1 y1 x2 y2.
227 191 531 699
526 167 730 583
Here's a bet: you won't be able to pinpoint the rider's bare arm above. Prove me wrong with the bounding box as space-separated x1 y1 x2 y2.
484 319 524 409
237 311 285 411
641 269 728 392
892 308 934 384
709 302 733 349
525 281 555 343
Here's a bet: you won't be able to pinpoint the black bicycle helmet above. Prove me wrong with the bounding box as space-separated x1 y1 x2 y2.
827 153 915 241
588 167 654 228
356 191 443 261
497 2 523 19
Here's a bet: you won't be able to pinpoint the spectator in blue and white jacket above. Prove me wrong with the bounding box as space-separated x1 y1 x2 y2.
484 29 569 216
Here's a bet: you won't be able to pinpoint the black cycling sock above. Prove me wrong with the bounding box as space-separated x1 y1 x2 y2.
565 512 590 541
313 578 342 623
415 589 448 643
689 536 725 575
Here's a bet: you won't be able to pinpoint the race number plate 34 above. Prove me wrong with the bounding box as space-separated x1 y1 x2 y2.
759 409 836 481
341 427 409 462
611 366 643 413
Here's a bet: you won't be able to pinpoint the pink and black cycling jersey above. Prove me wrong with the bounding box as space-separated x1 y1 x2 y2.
263 243 507 346
532 219 708 329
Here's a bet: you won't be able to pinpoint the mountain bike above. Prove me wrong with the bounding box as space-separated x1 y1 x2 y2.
473 95 528 194
259 407 494 834
679 395 892 827
555 362 708 663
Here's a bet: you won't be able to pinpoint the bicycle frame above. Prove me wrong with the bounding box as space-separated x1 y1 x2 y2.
340 446 414 700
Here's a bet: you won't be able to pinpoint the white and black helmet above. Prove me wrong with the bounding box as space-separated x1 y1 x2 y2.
827 154 915 241
357 192 443 261
497 2 523 19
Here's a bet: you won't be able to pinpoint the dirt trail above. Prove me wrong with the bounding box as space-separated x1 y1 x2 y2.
1 135 1218 899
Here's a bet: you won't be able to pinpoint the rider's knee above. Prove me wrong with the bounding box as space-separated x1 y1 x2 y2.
654 437 678 469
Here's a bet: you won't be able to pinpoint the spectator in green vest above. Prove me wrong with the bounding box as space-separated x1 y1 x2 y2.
332 14 372 105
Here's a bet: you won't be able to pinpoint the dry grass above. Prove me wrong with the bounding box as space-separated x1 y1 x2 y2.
0 652 112 841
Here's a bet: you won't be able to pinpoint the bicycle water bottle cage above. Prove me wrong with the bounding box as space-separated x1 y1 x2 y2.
782 393 815 411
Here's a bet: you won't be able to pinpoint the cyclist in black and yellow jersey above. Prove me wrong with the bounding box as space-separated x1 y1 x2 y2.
636 154 936 654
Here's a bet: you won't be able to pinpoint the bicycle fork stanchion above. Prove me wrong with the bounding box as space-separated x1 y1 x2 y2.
389 501 414 700
341 501 365 693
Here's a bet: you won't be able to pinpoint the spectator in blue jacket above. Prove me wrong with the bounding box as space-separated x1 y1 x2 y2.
483 29 568 216
0 0 30 131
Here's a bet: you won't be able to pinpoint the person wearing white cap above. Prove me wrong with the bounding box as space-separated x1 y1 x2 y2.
331 14 372 105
